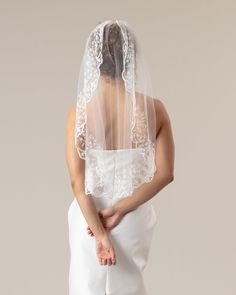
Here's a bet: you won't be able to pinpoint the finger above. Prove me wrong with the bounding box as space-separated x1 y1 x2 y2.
100 207 114 218
100 219 108 229
111 254 116 265
88 231 93 237
110 248 116 265
98 211 104 219
104 220 112 229
107 258 112 266
86 229 92 235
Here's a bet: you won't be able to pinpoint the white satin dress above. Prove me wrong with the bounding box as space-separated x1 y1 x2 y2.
67 148 158 295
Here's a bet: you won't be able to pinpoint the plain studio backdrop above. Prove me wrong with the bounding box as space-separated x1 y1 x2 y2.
0 1 235 294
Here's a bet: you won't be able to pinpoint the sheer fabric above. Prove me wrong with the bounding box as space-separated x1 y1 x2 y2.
75 20 157 198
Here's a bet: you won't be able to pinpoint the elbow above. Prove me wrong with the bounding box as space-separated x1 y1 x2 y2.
165 172 174 184
70 178 79 192
70 179 85 197
70 180 76 190
168 173 174 183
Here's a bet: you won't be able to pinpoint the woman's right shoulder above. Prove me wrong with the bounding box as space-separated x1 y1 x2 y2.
152 98 172 137
153 98 171 124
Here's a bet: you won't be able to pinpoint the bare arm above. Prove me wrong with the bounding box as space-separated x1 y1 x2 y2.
113 99 175 215
65 105 107 239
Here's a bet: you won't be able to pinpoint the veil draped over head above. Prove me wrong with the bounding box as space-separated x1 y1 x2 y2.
75 20 157 199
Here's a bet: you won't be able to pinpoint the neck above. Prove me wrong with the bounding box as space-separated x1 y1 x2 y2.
99 75 126 93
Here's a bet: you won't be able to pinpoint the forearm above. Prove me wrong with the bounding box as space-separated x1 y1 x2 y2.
71 182 106 239
113 171 174 215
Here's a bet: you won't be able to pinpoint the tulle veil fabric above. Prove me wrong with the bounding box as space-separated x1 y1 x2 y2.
75 20 157 199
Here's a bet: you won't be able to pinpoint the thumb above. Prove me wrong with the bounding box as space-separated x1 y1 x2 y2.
99 207 114 218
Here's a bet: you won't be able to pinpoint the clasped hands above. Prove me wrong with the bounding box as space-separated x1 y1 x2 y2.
86 202 127 266
86 205 124 237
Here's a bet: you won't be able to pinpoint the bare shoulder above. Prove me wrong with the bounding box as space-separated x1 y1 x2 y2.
153 98 171 125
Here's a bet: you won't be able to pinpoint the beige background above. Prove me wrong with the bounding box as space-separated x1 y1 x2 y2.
1 0 235 294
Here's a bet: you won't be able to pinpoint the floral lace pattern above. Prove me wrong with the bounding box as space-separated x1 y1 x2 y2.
75 20 157 198
75 20 138 158
75 21 109 158
85 147 156 199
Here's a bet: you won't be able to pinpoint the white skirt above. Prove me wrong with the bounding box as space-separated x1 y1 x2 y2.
67 195 157 295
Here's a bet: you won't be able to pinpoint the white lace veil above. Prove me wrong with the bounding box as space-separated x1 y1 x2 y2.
75 20 157 199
